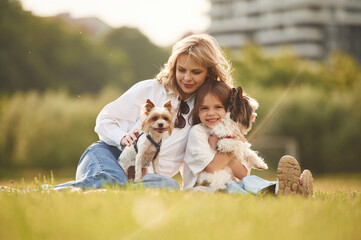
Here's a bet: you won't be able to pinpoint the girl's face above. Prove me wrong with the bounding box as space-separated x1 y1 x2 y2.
198 93 226 129
176 53 208 99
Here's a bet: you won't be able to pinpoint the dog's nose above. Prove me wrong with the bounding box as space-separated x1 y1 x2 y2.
158 123 164 128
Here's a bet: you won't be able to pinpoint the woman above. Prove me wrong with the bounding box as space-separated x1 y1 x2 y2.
55 33 234 190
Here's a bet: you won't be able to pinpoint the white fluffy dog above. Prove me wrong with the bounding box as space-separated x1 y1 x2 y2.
196 87 268 190
118 99 174 182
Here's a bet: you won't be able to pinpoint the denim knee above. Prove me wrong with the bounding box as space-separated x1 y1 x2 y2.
71 141 128 189
142 174 180 190
75 171 128 189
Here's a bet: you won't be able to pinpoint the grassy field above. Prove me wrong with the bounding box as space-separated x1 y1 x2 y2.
0 173 360 240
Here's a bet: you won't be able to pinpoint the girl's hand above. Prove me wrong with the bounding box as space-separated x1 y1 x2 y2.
121 129 140 147
208 134 219 151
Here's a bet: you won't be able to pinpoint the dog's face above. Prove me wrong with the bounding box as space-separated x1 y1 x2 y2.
228 87 258 135
140 99 174 136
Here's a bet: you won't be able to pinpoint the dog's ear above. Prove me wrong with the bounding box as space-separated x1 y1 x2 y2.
228 86 253 128
168 114 174 135
239 98 253 129
229 88 238 107
163 99 173 114
237 87 254 128
236 86 244 98
167 124 173 136
228 88 240 122
141 99 155 116
141 118 150 134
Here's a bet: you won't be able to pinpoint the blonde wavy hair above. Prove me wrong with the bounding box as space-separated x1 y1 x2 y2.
156 33 233 95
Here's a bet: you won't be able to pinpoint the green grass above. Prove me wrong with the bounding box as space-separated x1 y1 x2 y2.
1 173 360 240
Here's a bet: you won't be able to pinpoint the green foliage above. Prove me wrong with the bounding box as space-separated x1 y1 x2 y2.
232 45 361 173
0 0 168 95
268 86 361 173
233 44 361 90
102 27 169 89
232 44 303 88
0 0 118 94
0 88 120 169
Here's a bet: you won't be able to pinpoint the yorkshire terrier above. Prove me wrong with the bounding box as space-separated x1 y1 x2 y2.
196 87 268 190
118 99 174 182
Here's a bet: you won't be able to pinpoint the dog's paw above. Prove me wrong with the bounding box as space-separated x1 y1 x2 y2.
153 166 160 174
217 139 238 153
134 171 143 182
254 161 268 170
134 177 142 183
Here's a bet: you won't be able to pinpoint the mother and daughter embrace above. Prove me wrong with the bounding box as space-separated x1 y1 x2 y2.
55 33 313 197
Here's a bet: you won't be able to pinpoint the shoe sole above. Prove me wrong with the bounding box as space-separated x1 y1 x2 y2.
277 155 301 196
300 170 313 197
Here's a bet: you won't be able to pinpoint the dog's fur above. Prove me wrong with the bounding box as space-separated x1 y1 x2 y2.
118 99 174 182
196 87 268 190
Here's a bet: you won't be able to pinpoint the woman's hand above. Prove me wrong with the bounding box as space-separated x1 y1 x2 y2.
208 134 219 151
121 129 140 147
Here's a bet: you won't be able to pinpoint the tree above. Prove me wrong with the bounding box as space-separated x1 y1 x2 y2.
0 0 125 94
102 27 169 88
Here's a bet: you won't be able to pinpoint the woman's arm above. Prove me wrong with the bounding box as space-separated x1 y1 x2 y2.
95 80 162 148
121 129 140 147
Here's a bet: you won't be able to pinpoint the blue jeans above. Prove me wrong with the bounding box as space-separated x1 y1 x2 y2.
227 175 277 195
54 141 180 190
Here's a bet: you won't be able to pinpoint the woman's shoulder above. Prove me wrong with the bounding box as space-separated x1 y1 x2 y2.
124 79 166 97
131 79 163 90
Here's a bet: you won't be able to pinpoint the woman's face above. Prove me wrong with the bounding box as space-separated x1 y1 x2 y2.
198 93 226 129
176 53 208 99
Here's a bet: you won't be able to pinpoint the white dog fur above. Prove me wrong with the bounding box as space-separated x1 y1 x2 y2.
118 99 174 182
196 87 268 190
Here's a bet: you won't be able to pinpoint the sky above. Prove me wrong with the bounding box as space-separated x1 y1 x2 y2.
19 0 211 46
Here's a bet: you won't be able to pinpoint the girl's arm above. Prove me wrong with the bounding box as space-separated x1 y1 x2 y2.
203 152 234 173
204 134 248 180
228 159 248 180
203 135 232 171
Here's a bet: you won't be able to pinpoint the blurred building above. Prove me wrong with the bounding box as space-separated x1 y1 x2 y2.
208 0 361 62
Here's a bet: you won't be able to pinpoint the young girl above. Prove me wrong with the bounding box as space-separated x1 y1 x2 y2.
54 33 234 190
183 80 313 196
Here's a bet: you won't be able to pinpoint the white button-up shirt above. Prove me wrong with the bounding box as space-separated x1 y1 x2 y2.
95 79 194 177
183 124 216 189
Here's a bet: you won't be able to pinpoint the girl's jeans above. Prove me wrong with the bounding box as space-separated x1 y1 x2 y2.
192 176 277 195
227 176 277 195
54 141 180 190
